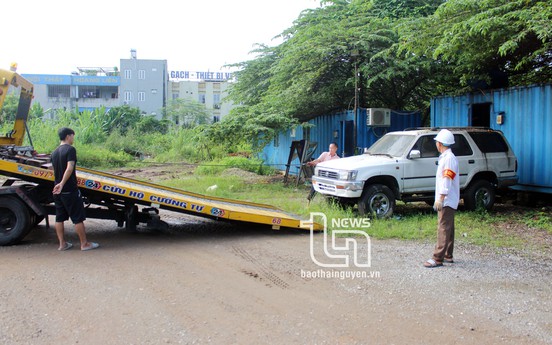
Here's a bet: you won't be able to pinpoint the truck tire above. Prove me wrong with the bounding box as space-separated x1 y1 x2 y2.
358 184 395 218
0 196 33 246
464 180 495 211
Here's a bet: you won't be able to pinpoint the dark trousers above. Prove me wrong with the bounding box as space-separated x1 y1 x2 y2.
432 206 455 262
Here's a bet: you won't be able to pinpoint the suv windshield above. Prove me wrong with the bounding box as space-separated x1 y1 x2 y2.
366 134 415 157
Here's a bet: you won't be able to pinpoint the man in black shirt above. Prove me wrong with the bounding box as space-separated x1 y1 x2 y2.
52 127 99 251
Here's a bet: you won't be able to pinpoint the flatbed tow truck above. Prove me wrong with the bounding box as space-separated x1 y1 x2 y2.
0 67 321 246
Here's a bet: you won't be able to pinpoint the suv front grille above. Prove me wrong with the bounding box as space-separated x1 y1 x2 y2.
318 169 339 179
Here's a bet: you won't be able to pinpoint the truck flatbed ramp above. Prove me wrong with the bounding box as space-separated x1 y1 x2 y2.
0 158 322 235
75 166 314 230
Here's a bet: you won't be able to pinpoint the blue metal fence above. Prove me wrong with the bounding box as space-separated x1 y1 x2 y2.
260 108 421 175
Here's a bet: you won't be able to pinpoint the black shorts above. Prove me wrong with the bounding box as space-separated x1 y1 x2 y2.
54 189 87 224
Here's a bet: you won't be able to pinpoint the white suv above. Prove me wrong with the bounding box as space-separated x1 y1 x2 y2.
312 128 518 217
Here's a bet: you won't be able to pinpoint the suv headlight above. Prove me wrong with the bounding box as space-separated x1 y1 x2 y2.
338 170 358 181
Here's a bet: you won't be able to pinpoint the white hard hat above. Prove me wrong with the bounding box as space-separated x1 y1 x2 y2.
434 129 455 146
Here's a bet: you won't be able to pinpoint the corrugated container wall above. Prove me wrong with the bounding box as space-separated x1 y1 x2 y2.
431 84 552 194
261 108 421 175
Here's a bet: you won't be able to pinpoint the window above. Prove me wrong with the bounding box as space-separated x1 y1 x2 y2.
468 132 508 153
138 70 145 79
47 85 70 98
199 94 206 104
124 91 132 102
414 135 439 158
172 93 179 100
413 134 473 157
124 70 132 79
213 116 220 123
79 86 100 99
138 92 145 102
213 93 221 109
151 89 158 94
368 134 415 157
451 134 473 156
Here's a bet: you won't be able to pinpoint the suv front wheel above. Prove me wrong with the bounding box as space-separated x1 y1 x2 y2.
463 180 495 211
358 184 395 218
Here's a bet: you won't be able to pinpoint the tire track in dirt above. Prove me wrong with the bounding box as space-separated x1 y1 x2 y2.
232 245 290 289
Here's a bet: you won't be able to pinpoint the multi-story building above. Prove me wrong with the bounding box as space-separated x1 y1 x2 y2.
21 50 235 121
22 68 120 117
119 50 168 118
169 78 234 123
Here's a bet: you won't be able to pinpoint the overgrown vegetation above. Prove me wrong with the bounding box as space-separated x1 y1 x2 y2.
1 0 549 253
0 100 549 252
0 103 270 171
151 165 551 252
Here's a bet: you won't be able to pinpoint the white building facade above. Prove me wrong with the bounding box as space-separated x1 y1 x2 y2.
169 78 234 123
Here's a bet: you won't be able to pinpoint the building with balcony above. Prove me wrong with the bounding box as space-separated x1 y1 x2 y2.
22 50 235 121
23 69 120 117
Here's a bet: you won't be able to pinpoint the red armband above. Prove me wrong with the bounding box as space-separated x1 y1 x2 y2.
443 169 456 180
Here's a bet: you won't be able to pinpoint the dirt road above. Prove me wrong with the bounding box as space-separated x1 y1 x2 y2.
0 210 550 345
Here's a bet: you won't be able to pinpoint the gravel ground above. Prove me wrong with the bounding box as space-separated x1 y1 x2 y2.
0 211 550 345
1 166 550 344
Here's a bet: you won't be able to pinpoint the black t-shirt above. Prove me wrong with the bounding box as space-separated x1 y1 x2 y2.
51 144 78 193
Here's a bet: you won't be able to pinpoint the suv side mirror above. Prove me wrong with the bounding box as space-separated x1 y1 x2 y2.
409 150 421 159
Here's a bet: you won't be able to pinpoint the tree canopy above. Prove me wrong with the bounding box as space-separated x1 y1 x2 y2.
400 0 552 89
214 0 551 148
163 98 211 128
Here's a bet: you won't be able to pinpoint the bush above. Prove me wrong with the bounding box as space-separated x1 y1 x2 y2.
195 156 274 176
77 144 134 168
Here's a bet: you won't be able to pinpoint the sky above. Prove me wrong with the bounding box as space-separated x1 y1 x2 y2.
2 0 319 75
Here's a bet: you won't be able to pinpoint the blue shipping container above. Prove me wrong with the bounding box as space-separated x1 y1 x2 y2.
431 84 552 194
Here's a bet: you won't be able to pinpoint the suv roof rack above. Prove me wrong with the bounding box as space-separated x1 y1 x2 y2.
404 126 495 132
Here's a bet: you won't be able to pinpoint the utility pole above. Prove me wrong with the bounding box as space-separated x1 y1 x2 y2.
351 49 360 155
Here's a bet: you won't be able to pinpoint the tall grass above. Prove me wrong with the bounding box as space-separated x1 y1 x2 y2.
3 108 257 169
160 165 551 252
4 108 549 251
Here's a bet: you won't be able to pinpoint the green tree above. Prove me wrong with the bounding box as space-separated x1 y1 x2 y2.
399 0 552 89
103 105 143 135
30 102 45 120
223 0 444 139
163 98 211 128
0 94 18 122
135 116 170 134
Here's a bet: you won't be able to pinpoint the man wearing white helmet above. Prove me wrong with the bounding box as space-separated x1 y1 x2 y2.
424 129 460 268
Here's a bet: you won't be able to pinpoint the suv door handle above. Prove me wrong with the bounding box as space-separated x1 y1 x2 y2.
468 160 475 164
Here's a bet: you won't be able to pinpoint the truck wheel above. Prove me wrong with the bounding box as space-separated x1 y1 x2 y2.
358 184 395 218
0 196 33 246
464 180 495 211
